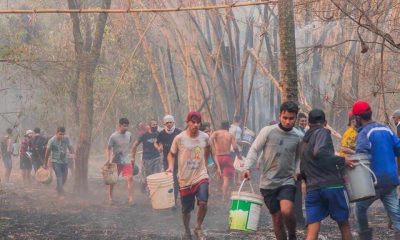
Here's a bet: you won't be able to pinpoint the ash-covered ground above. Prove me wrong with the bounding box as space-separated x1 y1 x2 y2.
0 158 395 239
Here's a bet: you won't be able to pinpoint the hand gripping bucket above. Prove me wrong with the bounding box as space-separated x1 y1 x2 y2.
229 179 263 232
35 167 52 184
147 172 175 209
344 154 377 202
101 163 118 185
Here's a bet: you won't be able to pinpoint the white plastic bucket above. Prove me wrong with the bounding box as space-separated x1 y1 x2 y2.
147 172 175 209
344 154 377 202
229 179 263 232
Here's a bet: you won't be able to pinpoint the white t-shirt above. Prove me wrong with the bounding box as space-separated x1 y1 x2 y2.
170 131 209 188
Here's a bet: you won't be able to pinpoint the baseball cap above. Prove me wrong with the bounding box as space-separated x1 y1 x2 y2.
392 109 400 118
186 111 202 122
308 109 326 124
352 101 372 115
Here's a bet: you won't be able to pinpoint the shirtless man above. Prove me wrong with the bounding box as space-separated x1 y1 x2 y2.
210 121 242 200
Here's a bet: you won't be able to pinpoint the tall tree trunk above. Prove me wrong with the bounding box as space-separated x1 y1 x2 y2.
68 0 111 194
277 0 298 102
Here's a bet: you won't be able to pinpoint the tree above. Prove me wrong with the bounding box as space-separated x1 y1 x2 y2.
67 0 111 193
277 0 298 102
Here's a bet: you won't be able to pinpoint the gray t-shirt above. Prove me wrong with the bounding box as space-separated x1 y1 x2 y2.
108 131 132 164
47 136 72 164
244 124 301 190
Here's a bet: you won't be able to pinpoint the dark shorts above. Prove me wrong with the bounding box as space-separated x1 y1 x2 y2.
305 187 350 224
20 155 32 170
216 155 235 178
260 185 296 214
180 181 209 214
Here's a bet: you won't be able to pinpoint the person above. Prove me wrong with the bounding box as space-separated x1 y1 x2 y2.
166 112 221 239
107 118 134 205
338 112 357 157
351 101 400 240
20 130 34 184
154 115 182 203
298 109 353 240
210 121 241 200
296 112 308 134
229 115 242 155
392 109 400 137
293 112 308 227
243 101 301 240
132 119 161 192
44 127 74 199
1 128 13 183
31 128 48 172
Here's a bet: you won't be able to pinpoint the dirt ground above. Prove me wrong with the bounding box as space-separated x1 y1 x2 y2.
0 157 396 239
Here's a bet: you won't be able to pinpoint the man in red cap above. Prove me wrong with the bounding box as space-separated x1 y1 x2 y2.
352 101 400 240
167 111 221 239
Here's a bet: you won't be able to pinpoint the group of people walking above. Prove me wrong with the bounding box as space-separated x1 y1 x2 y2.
2 100 400 240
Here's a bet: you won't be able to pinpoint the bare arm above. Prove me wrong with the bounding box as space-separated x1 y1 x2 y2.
106 146 112 163
44 147 50 168
341 147 355 155
6 138 12 153
231 135 242 160
131 140 140 161
154 141 162 153
166 151 175 172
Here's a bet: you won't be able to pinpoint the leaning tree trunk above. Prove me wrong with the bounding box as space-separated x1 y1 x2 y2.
277 0 298 102
68 0 111 194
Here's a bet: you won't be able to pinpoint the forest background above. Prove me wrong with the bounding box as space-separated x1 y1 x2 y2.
0 0 399 192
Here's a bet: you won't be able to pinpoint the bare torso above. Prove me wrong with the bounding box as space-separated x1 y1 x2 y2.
210 129 236 155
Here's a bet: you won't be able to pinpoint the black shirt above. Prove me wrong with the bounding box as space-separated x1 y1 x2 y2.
156 128 182 158
138 131 160 160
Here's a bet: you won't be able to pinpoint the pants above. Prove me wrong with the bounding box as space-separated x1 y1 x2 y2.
356 186 400 236
142 156 162 188
52 163 68 195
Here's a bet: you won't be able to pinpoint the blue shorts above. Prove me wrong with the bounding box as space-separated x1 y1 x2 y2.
180 182 209 214
305 187 349 224
2 154 12 170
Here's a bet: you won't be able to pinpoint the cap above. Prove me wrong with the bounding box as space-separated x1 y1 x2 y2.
308 109 326 124
163 115 175 124
392 109 400 118
186 111 202 122
352 101 372 115
25 130 34 135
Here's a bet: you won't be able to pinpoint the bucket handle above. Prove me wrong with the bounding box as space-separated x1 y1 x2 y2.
238 179 255 197
234 179 255 211
358 161 378 185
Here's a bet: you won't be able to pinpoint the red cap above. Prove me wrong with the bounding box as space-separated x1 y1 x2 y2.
186 111 202 122
352 101 372 115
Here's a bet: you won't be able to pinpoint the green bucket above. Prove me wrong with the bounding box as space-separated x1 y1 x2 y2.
229 180 263 232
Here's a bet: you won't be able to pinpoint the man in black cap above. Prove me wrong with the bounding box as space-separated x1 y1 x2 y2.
298 109 353 240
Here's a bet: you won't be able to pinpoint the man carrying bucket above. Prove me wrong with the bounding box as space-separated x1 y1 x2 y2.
351 101 400 240
106 118 134 206
44 127 74 200
209 120 242 201
166 111 221 239
154 115 182 203
243 101 301 240
297 109 353 240
132 119 161 192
